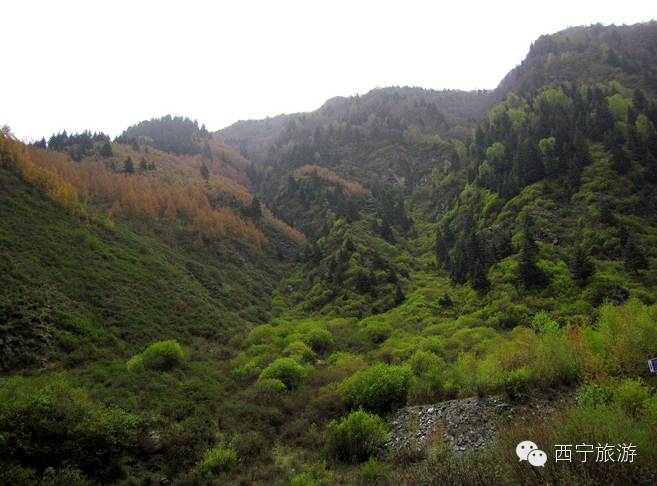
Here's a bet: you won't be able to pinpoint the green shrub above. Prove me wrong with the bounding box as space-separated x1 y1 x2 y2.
530 310 561 335
194 443 238 477
419 335 446 355
342 364 411 414
362 320 393 343
360 456 382 483
409 351 445 377
325 408 387 463
616 378 651 416
304 328 335 353
40 467 92 486
247 378 288 405
291 461 334 486
259 357 307 390
127 340 185 372
591 300 657 376
578 383 615 408
283 341 317 364
501 367 531 397
247 324 277 345
645 393 657 428
0 376 139 476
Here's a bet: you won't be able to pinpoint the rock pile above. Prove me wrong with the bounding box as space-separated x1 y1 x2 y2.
384 390 576 458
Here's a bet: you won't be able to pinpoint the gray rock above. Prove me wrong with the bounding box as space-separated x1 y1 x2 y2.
147 431 163 453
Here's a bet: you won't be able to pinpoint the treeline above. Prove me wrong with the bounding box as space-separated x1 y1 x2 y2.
431 82 657 293
1 126 78 213
33 130 111 162
4 126 306 252
468 85 657 201
116 115 212 156
498 21 657 103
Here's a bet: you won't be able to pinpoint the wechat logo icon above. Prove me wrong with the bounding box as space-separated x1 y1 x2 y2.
517 440 547 467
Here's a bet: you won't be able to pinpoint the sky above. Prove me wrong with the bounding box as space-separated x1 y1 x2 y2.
2 1 655 142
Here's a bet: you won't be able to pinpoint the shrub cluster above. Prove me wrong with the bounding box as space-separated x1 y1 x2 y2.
341 364 411 414
126 340 185 372
325 408 386 464
0 376 139 479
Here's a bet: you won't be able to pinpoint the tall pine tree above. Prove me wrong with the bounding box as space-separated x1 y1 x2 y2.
571 245 596 285
517 231 549 290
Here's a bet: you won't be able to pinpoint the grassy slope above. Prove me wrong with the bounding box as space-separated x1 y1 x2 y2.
0 167 279 373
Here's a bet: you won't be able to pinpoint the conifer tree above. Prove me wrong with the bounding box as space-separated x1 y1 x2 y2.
201 140 213 161
100 141 113 157
624 240 649 274
434 228 449 267
493 230 515 261
248 196 262 219
439 292 453 307
372 250 385 270
517 231 549 290
449 239 468 285
123 156 134 174
380 215 393 242
571 245 596 285
386 268 398 284
346 200 361 223
200 162 210 181
355 269 372 294
471 262 491 292
394 284 406 306
370 217 380 236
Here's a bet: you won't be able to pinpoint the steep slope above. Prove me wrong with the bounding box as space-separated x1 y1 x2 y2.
2 21 657 486
0 127 307 373
0 165 278 372
494 21 657 104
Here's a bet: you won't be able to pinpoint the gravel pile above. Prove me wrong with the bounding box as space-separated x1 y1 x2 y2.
384 390 576 458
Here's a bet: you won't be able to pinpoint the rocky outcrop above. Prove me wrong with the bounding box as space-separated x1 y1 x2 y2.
384 390 576 458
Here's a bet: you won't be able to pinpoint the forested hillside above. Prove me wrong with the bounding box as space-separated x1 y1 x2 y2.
2 21 657 486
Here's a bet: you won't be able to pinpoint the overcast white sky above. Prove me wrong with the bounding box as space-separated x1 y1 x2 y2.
2 1 655 142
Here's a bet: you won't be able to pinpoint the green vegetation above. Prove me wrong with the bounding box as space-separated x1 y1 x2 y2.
194 442 239 477
258 357 308 390
126 340 185 372
325 408 387 464
2 20 657 486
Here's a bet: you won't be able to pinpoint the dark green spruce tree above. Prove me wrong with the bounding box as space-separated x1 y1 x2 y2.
200 162 210 181
471 262 491 292
100 140 113 157
517 231 549 290
380 215 393 242
624 240 649 274
435 227 449 267
570 245 596 285
123 156 134 174
394 284 406 306
248 196 262 219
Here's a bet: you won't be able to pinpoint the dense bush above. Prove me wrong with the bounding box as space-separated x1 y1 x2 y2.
304 328 335 353
126 340 185 372
194 443 238 477
341 364 411 414
259 357 308 390
325 408 386 464
283 341 317 364
0 376 140 478
584 300 657 377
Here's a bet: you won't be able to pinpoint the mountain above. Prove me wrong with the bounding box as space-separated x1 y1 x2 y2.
2 21 657 486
